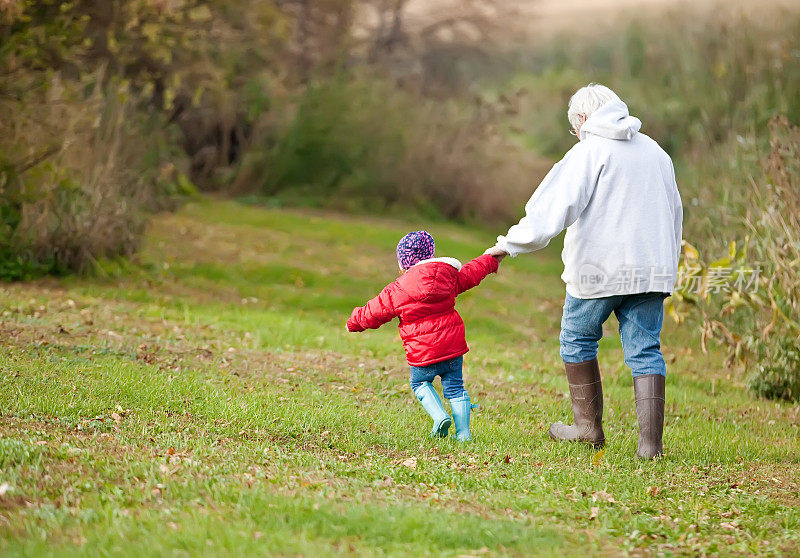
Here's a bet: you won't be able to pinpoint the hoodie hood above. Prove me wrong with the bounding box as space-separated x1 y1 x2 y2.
396 258 461 302
579 100 642 141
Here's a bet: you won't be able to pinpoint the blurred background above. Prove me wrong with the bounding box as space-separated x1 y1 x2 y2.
1 0 799 397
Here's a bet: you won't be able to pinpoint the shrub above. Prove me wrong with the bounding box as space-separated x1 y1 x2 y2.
0 74 190 279
748 339 800 402
668 116 800 401
0 0 203 278
235 76 544 222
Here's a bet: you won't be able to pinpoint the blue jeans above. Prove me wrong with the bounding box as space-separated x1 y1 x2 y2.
409 356 465 399
560 292 667 377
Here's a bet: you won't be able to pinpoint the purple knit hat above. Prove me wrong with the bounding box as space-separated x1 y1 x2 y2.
397 230 435 270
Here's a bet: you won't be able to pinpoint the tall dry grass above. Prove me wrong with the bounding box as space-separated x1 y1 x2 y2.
743 117 800 400
666 116 800 400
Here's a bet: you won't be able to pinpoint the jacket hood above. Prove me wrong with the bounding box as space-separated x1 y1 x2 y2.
580 100 642 141
397 258 461 302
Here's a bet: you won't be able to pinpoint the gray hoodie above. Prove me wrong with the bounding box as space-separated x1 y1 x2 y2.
496 100 683 298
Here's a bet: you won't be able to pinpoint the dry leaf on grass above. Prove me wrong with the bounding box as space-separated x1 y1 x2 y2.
591 490 615 503
401 458 417 469
589 506 600 520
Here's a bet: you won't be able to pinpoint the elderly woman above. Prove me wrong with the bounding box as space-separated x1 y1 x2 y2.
485 84 682 459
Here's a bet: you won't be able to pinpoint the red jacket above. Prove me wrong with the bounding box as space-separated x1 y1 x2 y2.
346 255 499 367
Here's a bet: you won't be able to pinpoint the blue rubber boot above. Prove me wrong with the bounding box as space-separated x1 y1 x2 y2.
450 391 478 442
414 382 451 438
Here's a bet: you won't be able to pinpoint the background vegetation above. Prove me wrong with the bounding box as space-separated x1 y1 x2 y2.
1 1 799 553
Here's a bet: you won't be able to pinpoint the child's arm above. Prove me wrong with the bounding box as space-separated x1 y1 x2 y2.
346 285 397 332
456 254 500 294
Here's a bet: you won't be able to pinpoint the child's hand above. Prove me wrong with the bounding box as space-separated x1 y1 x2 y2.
484 246 508 262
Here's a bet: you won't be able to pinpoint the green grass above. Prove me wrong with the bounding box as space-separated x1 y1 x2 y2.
1 198 799 556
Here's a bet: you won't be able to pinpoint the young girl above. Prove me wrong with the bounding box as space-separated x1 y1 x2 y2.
346 230 502 441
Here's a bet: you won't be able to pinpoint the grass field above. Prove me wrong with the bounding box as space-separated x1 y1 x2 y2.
1 199 799 556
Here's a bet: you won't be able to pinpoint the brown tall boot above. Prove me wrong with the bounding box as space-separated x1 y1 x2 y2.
634 374 665 459
548 359 605 447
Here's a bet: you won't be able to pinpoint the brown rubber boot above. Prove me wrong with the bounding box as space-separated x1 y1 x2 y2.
548 359 605 447
634 374 665 460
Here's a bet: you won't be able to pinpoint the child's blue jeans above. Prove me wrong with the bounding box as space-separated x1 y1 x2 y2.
559 292 667 377
409 356 464 399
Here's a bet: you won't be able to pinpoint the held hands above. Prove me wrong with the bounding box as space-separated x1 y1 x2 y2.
484 246 508 262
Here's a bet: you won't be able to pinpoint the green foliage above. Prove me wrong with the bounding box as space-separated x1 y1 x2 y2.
0 0 309 279
260 79 405 200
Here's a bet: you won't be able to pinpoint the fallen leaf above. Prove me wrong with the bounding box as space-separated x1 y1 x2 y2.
0 482 10 496
566 491 578 502
401 458 417 469
589 506 600 520
592 490 615 503
373 477 393 488
647 485 661 497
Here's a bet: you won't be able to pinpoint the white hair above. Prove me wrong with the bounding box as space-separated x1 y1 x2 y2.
567 83 622 130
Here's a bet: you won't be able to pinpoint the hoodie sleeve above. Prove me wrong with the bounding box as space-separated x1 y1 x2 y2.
346 284 397 332
496 144 601 256
456 254 500 294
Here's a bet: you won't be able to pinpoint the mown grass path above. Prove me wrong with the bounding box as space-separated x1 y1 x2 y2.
1 199 798 556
